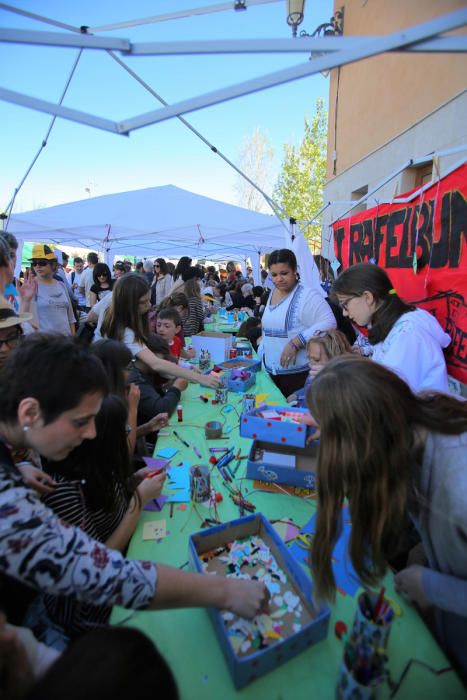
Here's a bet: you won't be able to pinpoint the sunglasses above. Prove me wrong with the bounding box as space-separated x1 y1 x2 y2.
154 264 160 268
31 260 51 267
0 333 21 349
97 272 109 277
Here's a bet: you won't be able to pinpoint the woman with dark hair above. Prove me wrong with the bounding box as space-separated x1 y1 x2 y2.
308 354 467 676
173 256 192 284
89 263 113 308
100 273 219 389
90 339 169 455
0 334 270 642
39 394 166 640
331 262 451 392
24 627 179 700
259 249 336 396
150 258 173 307
180 268 205 337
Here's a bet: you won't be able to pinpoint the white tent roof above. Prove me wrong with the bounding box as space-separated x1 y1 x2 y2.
6 185 288 261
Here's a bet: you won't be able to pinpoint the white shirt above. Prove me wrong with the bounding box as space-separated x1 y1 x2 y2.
372 308 451 393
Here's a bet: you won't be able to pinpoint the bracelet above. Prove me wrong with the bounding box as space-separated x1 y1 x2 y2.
288 340 299 350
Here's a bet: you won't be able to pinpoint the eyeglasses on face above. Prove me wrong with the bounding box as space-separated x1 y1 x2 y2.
0 333 21 349
339 296 358 312
31 260 51 267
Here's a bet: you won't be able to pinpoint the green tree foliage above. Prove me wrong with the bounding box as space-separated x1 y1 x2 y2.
273 98 327 248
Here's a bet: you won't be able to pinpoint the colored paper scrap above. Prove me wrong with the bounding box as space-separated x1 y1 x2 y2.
157 447 178 459
143 456 169 471
287 506 360 597
144 495 168 512
167 490 190 503
142 520 167 540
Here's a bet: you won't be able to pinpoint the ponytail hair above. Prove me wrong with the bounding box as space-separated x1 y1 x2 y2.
331 263 413 344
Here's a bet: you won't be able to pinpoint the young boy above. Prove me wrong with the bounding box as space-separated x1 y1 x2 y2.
156 308 196 362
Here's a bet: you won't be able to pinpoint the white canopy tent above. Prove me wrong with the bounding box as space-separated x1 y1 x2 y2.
7 184 289 263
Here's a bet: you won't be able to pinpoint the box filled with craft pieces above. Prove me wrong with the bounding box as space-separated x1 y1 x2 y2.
188 513 330 689
240 405 314 448
246 439 317 490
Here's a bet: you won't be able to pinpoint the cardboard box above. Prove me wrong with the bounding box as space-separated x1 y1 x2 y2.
246 439 317 490
191 331 233 363
227 370 256 393
188 513 329 689
216 357 262 373
240 405 312 448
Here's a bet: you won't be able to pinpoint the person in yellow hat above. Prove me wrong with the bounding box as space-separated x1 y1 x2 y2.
29 244 76 336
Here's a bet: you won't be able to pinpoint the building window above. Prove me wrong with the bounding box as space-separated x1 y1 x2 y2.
350 184 368 215
400 160 433 193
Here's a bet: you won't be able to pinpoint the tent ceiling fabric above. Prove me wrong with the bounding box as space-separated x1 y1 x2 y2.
6 185 287 260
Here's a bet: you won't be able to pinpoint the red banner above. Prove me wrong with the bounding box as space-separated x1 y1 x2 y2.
333 164 467 384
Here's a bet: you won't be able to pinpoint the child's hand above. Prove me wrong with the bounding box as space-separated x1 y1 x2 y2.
137 472 167 505
126 382 140 408
394 565 431 610
148 413 168 432
185 347 196 359
308 363 325 380
202 372 221 389
17 464 56 495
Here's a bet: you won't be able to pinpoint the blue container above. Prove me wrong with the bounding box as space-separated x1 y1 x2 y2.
240 405 313 448
227 370 256 393
246 439 316 490
188 513 330 689
217 357 262 374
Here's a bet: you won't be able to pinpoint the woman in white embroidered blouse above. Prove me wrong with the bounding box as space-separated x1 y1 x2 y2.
258 249 336 396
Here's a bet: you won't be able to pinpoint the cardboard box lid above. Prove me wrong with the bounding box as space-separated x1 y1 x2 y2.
194 331 233 339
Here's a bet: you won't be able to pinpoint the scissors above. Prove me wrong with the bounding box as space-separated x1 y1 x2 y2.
291 532 314 550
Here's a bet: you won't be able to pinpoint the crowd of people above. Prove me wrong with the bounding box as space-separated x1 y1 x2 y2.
0 234 465 696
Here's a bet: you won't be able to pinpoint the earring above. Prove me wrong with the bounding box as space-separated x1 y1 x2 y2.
23 425 29 433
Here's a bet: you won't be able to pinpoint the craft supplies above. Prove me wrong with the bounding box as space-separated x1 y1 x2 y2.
177 404 183 422
205 420 223 439
215 374 229 405
173 430 189 448
190 465 211 502
240 405 313 448
188 514 330 689
247 440 317 490
199 394 209 403
193 445 202 459
242 393 256 415
335 592 394 698
199 348 211 370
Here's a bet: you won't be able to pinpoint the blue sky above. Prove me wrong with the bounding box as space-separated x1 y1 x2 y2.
1 0 333 214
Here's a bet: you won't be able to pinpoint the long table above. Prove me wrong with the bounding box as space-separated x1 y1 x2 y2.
112 369 464 699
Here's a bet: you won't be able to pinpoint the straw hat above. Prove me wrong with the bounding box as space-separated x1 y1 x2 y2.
0 297 32 329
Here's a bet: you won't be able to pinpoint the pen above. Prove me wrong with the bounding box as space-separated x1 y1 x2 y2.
144 468 165 479
193 445 202 459
173 430 190 448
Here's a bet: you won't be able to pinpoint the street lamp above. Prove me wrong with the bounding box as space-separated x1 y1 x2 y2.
287 1 344 38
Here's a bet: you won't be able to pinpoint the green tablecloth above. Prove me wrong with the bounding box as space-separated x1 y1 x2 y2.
112 370 465 699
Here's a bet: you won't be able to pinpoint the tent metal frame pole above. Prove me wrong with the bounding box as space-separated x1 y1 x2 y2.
2 29 466 55
119 9 467 132
0 9 465 135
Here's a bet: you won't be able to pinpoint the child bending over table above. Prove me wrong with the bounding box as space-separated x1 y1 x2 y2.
307 355 467 678
287 329 351 407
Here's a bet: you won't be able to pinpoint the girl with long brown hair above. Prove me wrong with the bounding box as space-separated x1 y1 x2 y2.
308 354 467 675
101 273 219 390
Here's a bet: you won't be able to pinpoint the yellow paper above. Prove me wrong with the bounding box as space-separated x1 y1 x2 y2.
142 520 167 540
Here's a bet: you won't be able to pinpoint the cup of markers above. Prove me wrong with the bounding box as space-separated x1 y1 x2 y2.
336 589 394 699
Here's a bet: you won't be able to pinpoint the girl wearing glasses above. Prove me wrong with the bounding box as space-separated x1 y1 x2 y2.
89 263 114 308
332 263 450 393
28 244 76 336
